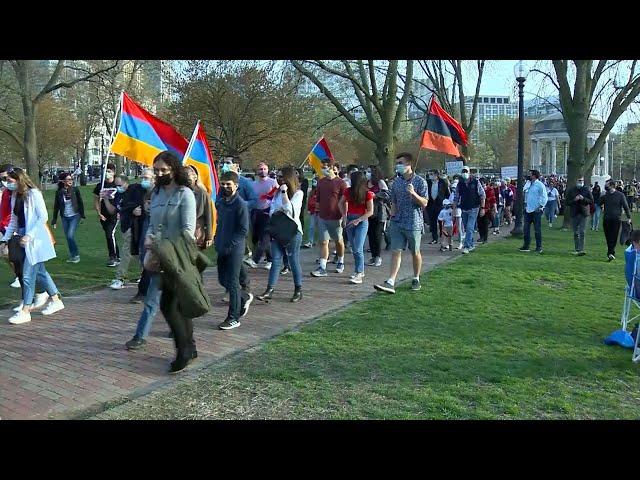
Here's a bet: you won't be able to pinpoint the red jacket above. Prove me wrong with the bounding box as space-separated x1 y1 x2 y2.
484 186 497 210
0 188 11 233
307 191 317 214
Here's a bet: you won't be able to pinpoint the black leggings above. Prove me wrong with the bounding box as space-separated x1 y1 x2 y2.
477 213 491 242
100 217 120 259
160 285 194 360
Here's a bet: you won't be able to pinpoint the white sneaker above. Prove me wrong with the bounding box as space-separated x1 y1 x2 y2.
13 302 23 312
374 257 382 267
9 310 31 324
32 292 50 310
263 261 272 270
110 279 124 290
10 277 20 288
349 272 364 284
462 248 470 254
457 243 464 250
243 258 258 268
42 299 65 316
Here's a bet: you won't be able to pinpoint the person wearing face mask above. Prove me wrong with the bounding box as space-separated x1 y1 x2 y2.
215 170 252 331
565 176 594 256
0 167 65 324
601 179 631 261
0 164 21 288
51 172 85 263
130 167 155 304
374 153 428 294
437 199 454 251
425 169 450 245
93 163 120 267
311 157 347 277
145 151 199 373
366 165 390 267
452 166 486 254
103 174 146 289
519 170 548 254
245 162 278 269
544 181 560 228
448 176 464 249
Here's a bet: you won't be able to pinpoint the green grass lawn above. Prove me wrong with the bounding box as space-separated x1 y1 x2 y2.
96 214 640 419
0 183 217 307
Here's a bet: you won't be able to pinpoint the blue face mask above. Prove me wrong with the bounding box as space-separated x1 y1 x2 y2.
6 182 17 191
141 179 152 189
116 186 126 194
221 163 232 173
395 164 407 175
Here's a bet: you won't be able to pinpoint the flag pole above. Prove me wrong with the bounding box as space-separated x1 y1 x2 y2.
100 91 124 192
182 120 200 166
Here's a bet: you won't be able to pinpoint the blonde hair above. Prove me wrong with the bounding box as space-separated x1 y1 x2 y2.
8 167 38 195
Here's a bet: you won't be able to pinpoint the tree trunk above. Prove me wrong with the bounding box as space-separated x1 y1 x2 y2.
374 126 396 177
115 154 123 174
22 103 39 183
562 114 588 228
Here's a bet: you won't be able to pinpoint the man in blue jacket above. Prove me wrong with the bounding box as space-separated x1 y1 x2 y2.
215 170 252 330
519 169 548 254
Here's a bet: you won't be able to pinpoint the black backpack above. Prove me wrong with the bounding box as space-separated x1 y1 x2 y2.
267 204 298 247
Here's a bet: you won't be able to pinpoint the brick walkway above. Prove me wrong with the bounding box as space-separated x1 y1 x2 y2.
0 227 510 419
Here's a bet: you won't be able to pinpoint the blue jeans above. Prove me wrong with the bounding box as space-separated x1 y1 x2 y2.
493 207 503 228
23 257 59 306
345 214 368 273
544 200 557 224
134 273 162 339
307 213 318 244
461 207 479 249
268 231 302 288
591 204 601 229
61 214 80 258
523 210 543 250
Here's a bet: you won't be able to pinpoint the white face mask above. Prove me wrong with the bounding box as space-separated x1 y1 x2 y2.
462 172 470 180
321 167 331 176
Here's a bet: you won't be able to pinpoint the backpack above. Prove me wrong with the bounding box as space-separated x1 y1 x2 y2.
267 203 298 247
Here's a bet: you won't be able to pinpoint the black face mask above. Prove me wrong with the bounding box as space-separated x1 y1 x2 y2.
221 186 234 197
156 175 172 186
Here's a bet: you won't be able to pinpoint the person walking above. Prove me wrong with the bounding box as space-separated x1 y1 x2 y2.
215 170 252 330
145 151 198 373
544 180 560 228
366 165 390 267
425 169 450 245
245 162 278 269
1 167 65 324
519 169 548 254
93 163 120 267
565 175 594 256
51 172 85 263
303 177 319 249
0 164 22 289
256 166 304 302
452 165 486 255
601 179 632 261
339 170 374 284
373 152 428 294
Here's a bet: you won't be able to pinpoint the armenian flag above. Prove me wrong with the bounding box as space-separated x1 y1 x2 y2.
306 137 334 177
111 92 188 166
420 97 468 157
183 121 219 236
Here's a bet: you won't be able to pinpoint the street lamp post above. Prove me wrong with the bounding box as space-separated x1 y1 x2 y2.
511 60 529 237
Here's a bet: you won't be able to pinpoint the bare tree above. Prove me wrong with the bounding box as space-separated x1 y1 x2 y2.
2 60 118 180
291 60 414 176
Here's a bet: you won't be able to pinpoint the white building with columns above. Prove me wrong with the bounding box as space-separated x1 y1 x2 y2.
530 112 610 184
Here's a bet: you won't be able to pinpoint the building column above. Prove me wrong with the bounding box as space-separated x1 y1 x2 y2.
530 139 536 169
551 138 557 175
563 141 568 175
603 136 609 176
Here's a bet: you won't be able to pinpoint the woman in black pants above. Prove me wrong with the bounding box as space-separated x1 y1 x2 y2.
366 165 390 267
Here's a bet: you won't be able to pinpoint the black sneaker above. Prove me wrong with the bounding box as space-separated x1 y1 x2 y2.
240 293 254 318
219 318 241 330
536 248 543 255
519 247 531 252
577 251 585 256
411 279 421 291
374 281 396 294
125 337 147 350
129 293 144 304
107 259 118 267
280 266 290 275
169 356 192 374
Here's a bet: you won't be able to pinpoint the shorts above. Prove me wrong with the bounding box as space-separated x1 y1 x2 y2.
389 222 422 254
318 218 343 242
454 208 462 218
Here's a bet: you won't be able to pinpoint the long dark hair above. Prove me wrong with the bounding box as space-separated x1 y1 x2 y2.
369 165 383 186
152 151 190 192
350 171 368 205
279 165 299 200
58 172 72 191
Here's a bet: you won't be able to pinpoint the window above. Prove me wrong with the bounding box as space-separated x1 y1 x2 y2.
484 97 489 103
91 148 100 156
490 97 496 103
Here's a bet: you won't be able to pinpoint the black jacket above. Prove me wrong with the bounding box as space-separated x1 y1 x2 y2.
565 185 593 217
426 177 450 209
600 189 631 221
51 187 85 225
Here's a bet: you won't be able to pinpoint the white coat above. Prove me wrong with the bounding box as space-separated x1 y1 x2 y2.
2 188 56 265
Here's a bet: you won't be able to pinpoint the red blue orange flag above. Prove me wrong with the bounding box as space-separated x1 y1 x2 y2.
183 121 219 236
111 92 188 165
306 137 334 177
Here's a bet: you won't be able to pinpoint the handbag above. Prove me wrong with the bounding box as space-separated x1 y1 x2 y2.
267 198 298 247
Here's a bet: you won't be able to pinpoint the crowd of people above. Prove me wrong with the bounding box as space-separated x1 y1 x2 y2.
4 149 637 373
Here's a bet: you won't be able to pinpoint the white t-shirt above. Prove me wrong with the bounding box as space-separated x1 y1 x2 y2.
437 207 454 227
